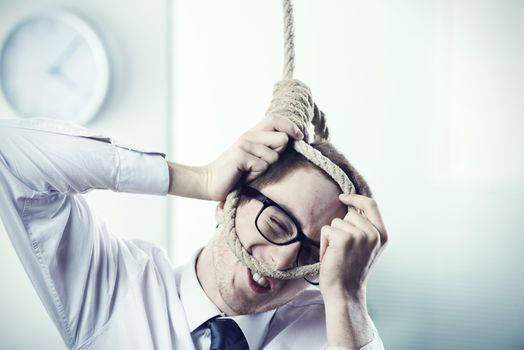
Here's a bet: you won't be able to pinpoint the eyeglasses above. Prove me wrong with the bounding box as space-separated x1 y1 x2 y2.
241 186 320 285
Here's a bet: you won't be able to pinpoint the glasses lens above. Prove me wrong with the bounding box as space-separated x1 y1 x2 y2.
256 206 298 244
297 244 320 285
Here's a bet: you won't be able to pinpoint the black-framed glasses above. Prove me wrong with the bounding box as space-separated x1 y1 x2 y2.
241 186 320 285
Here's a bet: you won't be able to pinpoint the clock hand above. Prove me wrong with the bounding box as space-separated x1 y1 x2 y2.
54 70 78 90
48 35 81 74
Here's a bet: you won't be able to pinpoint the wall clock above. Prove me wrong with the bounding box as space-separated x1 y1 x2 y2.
0 10 110 124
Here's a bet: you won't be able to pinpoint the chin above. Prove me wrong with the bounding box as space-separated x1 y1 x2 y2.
217 285 287 315
211 231 307 315
217 266 307 316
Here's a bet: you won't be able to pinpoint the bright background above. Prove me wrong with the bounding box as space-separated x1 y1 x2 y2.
1 1 523 349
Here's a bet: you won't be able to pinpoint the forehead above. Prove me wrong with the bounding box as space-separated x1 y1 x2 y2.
258 167 346 235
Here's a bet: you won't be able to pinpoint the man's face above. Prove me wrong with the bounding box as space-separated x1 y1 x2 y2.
210 166 347 315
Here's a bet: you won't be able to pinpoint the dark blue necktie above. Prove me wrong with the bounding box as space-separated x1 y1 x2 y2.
207 318 249 350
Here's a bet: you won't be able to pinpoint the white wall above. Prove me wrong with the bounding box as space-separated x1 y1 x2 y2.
0 0 170 349
170 1 524 349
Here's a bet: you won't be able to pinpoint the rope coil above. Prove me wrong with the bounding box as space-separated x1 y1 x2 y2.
222 0 357 279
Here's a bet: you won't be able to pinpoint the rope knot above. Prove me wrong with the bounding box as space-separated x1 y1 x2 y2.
266 79 315 143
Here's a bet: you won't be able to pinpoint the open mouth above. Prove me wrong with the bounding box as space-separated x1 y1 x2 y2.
246 268 273 294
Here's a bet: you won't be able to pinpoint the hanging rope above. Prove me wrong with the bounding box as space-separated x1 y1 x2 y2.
222 0 358 280
282 0 295 80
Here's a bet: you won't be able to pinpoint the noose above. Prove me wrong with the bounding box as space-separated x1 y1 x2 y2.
222 0 357 280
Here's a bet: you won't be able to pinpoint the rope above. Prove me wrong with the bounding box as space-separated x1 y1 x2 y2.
222 0 357 280
282 0 295 80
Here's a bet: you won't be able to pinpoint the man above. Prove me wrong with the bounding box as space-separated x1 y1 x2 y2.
0 116 387 349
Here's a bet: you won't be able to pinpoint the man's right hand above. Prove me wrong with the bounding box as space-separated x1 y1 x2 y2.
167 116 304 201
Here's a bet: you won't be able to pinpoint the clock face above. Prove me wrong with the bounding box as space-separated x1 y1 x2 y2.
0 11 109 124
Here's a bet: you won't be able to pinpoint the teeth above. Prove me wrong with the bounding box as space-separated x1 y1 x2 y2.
250 270 269 288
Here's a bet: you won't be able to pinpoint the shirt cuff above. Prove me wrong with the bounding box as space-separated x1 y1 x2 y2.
326 337 382 350
325 326 384 350
115 146 169 195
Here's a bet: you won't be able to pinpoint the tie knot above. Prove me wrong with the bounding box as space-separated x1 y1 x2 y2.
207 318 249 350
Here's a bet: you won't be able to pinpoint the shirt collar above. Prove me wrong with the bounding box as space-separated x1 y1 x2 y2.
178 247 276 350
230 312 275 350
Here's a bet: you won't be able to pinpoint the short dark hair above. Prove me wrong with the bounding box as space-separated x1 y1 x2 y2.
240 140 372 205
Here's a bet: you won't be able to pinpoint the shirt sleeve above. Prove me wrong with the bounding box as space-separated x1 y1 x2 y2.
0 118 169 348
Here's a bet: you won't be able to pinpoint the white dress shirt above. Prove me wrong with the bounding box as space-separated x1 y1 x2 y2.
0 118 384 350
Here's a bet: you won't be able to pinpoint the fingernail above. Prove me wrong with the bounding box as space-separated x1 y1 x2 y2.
297 130 304 139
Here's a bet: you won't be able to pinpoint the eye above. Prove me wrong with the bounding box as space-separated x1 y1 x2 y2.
258 208 297 242
269 216 293 236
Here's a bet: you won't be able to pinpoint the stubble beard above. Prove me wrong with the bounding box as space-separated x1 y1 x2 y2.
212 234 259 315
211 234 290 316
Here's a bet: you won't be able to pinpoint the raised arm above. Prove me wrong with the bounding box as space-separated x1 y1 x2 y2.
0 115 304 348
0 118 168 348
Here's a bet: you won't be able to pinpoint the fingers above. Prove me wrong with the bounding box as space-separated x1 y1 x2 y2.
240 131 290 153
320 218 381 267
242 153 270 182
239 139 279 164
207 117 303 198
331 216 381 248
236 134 282 182
319 225 355 262
236 116 303 182
252 116 304 141
319 223 379 291
339 194 388 244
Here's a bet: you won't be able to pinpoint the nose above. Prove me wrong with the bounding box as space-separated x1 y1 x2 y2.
268 242 301 271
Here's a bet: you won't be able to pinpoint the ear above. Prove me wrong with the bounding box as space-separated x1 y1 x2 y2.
215 201 225 225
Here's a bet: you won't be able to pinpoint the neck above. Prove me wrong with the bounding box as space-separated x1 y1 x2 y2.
195 243 237 316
